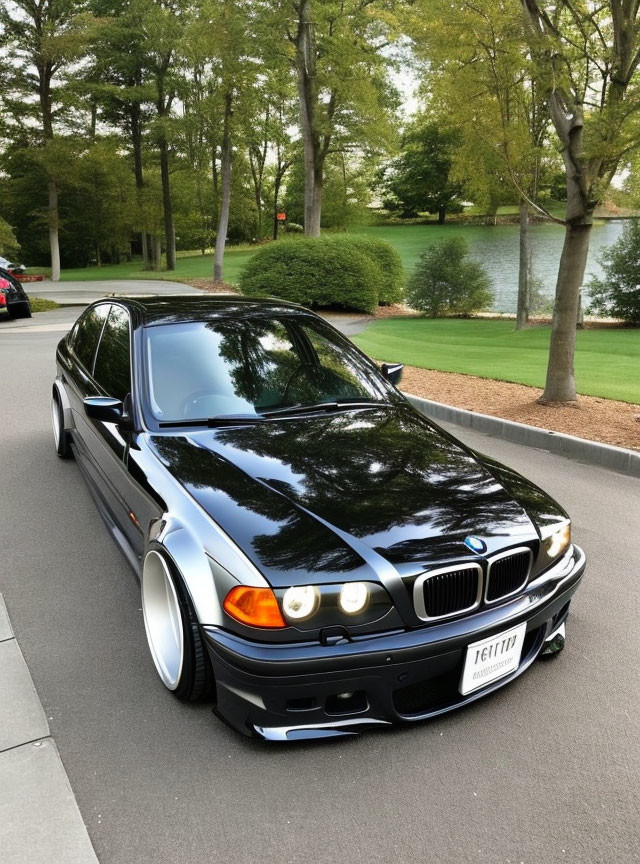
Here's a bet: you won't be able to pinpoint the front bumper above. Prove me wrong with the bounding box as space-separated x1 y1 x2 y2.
203 545 585 740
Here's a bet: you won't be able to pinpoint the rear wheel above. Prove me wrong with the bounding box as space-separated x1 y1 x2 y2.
10 301 31 319
51 391 72 458
141 550 214 701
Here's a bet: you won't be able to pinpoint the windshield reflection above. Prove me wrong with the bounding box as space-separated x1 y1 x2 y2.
144 316 388 423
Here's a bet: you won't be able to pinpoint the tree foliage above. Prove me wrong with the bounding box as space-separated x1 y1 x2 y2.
588 222 640 323
381 119 463 221
239 237 386 313
406 237 494 317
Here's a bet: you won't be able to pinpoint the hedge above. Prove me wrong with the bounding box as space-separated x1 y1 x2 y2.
238 236 383 313
325 234 405 304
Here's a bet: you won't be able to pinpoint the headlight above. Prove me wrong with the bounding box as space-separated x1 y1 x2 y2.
543 522 571 559
282 585 320 621
338 582 370 614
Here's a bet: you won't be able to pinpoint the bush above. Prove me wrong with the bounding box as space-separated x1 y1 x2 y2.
406 236 494 316
327 235 405 304
588 221 640 323
285 222 304 233
238 236 382 313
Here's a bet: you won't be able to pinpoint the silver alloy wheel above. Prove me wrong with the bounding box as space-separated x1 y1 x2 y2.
51 395 61 450
142 551 184 690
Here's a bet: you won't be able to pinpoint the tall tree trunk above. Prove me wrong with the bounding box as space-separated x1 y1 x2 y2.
48 179 60 282
540 222 592 402
437 205 446 224
308 162 323 235
130 102 148 267
213 91 232 284
154 236 162 269
273 172 282 240
159 138 175 270
540 92 592 402
211 143 219 226
296 0 322 237
515 200 529 330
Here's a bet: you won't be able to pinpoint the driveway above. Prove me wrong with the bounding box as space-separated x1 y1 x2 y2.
1 311 638 864
25 278 200 306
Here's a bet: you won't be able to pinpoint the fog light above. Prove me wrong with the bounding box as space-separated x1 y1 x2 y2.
339 582 369 614
282 585 319 621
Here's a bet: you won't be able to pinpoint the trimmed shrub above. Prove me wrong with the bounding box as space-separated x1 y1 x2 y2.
285 222 304 233
406 236 494 317
588 220 640 323
238 236 381 313
327 235 405 304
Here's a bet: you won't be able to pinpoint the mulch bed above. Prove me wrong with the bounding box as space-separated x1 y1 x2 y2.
401 366 640 452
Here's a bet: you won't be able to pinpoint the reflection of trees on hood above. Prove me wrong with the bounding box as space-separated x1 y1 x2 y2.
152 404 535 577
214 408 529 541
151 436 362 575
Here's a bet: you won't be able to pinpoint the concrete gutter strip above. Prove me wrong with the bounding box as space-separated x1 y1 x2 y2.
405 393 640 479
0 594 99 864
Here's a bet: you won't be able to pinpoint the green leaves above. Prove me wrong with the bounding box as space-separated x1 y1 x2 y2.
406 236 494 317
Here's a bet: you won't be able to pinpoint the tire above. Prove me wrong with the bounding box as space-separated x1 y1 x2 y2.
10 301 31 319
141 549 215 702
51 391 72 458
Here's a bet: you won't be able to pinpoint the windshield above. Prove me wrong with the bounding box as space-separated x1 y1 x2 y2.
143 315 389 423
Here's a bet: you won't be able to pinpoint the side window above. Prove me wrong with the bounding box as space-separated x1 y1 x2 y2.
93 305 131 402
72 305 110 372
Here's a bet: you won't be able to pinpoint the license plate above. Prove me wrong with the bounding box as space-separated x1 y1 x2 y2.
460 622 527 696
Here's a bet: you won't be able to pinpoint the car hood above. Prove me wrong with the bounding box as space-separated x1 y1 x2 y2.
148 405 545 588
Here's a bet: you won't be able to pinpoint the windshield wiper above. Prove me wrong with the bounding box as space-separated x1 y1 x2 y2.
260 399 389 418
158 415 266 428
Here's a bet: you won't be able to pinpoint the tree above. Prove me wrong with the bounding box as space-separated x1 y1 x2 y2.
187 0 259 283
381 119 463 222
87 0 156 265
409 0 552 328
0 217 20 259
273 0 398 235
406 237 494 316
520 0 640 401
587 221 640 323
0 0 91 280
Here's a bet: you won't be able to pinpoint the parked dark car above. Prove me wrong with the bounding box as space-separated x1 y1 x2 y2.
0 267 31 319
52 295 585 740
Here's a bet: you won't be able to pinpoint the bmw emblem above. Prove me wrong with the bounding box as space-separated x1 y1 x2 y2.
464 536 487 554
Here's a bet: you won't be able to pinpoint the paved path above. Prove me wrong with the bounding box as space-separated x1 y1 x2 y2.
25 278 200 305
1 311 639 864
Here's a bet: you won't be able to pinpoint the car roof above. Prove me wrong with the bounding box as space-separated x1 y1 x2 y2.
100 294 313 327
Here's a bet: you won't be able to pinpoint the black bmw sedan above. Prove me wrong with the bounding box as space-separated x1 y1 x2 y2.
52 295 585 740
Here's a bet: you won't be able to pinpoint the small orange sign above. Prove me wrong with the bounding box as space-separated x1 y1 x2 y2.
276 212 287 221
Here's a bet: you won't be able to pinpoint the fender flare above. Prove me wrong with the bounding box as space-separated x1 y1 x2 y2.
151 521 257 628
52 378 73 431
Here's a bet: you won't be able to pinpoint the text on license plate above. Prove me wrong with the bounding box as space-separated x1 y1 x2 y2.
459 622 527 696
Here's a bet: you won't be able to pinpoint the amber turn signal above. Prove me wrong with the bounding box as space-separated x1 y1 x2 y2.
223 586 286 628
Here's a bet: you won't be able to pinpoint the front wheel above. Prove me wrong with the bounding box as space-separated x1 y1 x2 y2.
141 550 214 701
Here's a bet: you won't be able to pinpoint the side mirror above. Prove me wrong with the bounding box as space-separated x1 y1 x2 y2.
381 362 404 386
84 396 124 424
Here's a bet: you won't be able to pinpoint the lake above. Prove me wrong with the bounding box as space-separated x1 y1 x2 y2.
361 220 626 313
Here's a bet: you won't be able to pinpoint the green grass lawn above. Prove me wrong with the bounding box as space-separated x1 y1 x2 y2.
56 247 255 284
353 318 640 403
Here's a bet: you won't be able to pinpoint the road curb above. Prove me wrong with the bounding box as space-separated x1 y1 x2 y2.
0 594 99 864
405 393 640 478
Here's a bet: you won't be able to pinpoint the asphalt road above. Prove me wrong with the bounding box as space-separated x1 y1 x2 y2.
1 311 639 864
26 278 200 305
